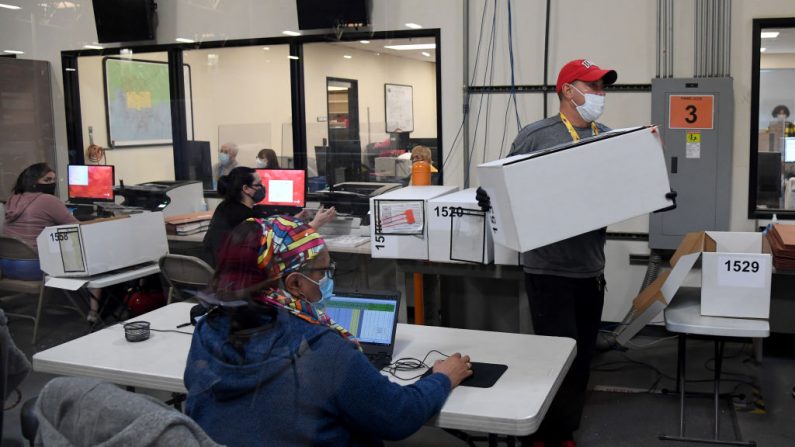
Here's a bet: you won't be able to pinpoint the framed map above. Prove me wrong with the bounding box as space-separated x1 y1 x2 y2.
103 57 173 147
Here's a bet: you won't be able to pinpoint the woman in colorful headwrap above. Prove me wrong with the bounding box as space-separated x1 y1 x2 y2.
184 215 472 447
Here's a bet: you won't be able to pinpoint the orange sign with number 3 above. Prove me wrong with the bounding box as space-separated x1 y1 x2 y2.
669 95 714 129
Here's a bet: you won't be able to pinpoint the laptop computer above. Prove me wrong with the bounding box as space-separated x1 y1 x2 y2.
323 290 401 370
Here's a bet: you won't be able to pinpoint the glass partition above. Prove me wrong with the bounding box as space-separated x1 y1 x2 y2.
302 37 439 191
751 19 795 217
183 45 293 188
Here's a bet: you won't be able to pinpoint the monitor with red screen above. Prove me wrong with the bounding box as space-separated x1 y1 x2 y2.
67 165 115 202
255 169 306 207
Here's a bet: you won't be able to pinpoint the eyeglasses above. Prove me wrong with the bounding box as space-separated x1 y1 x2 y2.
301 260 336 280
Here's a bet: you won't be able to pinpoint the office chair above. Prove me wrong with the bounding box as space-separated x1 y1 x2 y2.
158 254 214 304
0 236 46 343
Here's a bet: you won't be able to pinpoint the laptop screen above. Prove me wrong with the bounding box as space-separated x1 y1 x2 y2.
324 292 399 346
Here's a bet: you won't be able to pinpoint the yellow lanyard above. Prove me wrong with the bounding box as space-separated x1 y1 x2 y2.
560 113 599 142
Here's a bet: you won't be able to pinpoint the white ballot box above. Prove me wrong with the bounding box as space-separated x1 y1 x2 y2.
37 212 168 277
616 231 772 345
477 126 674 253
370 186 459 260
427 188 493 264
664 231 772 319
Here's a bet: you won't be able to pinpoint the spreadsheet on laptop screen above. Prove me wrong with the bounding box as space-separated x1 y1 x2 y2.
324 296 398 345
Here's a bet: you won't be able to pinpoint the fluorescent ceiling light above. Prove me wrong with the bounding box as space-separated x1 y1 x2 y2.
288 55 299 60
343 55 352 59
3 50 24 54
761 31 780 39
383 43 436 50
176 37 194 43
0 3 21 10
64 68 76 72
262 47 270 51
83 44 103 50
421 51 431 57
405 23 422 29
282 30 301 36
761 47 767 52
359 40 370 44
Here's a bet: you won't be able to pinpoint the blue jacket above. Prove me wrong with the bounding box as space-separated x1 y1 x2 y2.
184 309 451 446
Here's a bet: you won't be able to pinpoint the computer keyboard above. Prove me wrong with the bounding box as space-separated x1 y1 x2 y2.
324 235 370 248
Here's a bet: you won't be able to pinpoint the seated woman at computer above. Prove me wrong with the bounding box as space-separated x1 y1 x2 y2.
255 148 280 169
3 163 103 322
185 216 472 446
202 167 335 266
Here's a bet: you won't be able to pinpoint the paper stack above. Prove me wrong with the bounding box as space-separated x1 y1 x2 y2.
165 211 213 236
767 224 795 270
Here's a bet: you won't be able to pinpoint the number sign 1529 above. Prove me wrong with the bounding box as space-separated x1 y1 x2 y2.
716 255 767 289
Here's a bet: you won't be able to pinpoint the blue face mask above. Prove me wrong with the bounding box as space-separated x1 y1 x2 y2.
303 272 334 308
218 153 230 165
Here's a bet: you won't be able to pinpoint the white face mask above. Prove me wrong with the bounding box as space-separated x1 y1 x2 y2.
570 85 605 123
255 158 268 168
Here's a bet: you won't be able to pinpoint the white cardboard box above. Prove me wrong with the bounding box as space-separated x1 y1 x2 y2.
663 231 772 319
477 126 674 253
37 212 169 277
427 188 493 264
370 185 459 260
615 231 772 345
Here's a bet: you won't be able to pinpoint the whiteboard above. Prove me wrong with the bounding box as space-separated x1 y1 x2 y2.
385 84 414 133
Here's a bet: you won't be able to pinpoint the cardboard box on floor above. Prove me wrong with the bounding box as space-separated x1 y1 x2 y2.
477 126 674 253
37 211 169 277
616 231 772 345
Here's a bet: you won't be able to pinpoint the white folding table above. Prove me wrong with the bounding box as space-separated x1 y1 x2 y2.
33 302 575 441
660 287 769 447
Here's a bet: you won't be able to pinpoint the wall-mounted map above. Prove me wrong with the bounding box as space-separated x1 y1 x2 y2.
104 57 172 147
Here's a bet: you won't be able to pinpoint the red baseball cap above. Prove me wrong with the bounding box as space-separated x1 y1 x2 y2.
555 59 617 93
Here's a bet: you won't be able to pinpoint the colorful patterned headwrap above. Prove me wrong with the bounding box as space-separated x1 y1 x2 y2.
252 215 325 279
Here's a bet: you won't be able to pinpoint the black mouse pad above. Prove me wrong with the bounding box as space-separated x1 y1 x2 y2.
461 362 508 388
421 362 508 388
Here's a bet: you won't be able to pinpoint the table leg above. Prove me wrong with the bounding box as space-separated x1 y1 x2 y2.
679 333 687 437
714 340 724 440
659 334 756 447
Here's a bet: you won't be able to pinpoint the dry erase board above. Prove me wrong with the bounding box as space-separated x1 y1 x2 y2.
385 84 414 133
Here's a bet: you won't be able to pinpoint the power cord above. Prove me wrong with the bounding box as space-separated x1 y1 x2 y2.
382 349 450 381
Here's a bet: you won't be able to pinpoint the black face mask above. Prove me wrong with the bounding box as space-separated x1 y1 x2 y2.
34 183 56 195
250 185 266 203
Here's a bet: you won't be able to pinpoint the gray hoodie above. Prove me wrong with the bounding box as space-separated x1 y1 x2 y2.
34 377 220 447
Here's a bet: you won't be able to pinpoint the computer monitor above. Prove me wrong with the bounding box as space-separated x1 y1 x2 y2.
757 152 782 208
785 138 795 163
184 140 213 190
67 165 115 203
255 169 306 208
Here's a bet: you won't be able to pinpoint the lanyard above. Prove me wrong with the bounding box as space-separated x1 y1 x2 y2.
560 113 599 142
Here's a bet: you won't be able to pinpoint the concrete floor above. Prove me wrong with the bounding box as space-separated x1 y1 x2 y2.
3 289 795 446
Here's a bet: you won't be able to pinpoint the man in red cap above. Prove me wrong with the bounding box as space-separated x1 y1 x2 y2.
503 59 617 447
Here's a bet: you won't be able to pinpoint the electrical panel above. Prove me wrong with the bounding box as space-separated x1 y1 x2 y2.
649 78 734 249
